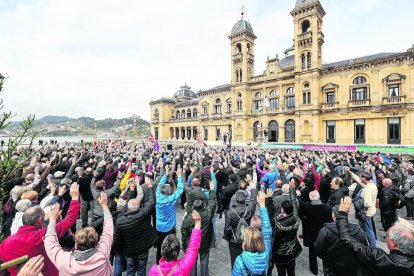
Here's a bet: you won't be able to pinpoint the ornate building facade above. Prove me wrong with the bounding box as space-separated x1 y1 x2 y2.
150 0 414 145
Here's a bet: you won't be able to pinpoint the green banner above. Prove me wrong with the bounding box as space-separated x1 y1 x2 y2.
357 146 414 153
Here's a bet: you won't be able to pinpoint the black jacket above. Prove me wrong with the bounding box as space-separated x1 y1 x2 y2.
222 182 239 210
379 185 403 214
267 187 302 264
114 186 158 257
224 188 258 243
78 174 93 201
327 187 349 207
319 175 332 204
299 201 333 247
315 222 369 276
181 191 217 253
336 211 414 276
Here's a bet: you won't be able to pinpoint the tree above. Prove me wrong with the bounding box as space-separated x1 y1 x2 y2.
0 74 40 217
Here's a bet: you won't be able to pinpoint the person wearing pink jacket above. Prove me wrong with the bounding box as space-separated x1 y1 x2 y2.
149 210 202 276
44 192 114 276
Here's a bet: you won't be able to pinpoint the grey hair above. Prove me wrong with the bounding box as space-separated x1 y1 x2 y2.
22 206 43 226
281 184 289 194
389 223 414 255
161 184 172 196
16 199 32 212
127 199 139 212
309 191 320 201
269 164 275 171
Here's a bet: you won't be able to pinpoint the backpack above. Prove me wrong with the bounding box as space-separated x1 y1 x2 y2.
231 207 249 243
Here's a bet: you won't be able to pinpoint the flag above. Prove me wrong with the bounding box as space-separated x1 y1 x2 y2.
92 140 98 148
154 140 160 152
107 138 115 150
141 138 146 149
149 133 155 144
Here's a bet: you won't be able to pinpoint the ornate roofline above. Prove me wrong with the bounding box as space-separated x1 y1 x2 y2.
149 98 175 105
175 100 199 108
198 84 232 96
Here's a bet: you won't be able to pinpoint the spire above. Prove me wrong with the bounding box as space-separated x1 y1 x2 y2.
241 4 245 19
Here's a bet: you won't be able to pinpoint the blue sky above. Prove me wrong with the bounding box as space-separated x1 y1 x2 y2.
0 0 413 121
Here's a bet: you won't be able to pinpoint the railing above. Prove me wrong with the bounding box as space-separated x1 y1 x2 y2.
349 99 371 107
321 102 339 109
211 113 222 119
382 96 406 104
298 31 312 40
233 53 242 60
283 106 296 112
251 109 262 115
247 52 255 60
200 114 209 120
152 119 159 124
267 108 280 114
224 112 232 119
170 117 198 123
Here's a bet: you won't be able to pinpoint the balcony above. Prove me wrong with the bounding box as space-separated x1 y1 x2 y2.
283 106 296 113
200 114 209 120
267 108 280 114
224 112 232 119
233 53 242 62
348 99 371 107
152 119 159 124
211 113 222 120
321 102 339 109
382 96 406 104
251 109 262 116
298 31 312 46
247 53 255 62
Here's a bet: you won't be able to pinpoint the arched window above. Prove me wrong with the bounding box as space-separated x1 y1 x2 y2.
247 43 251 53
253 92 263 110
302 20 310 33
214 98 222 114
237 93 243 111
176 111 180 119
352 76 369 101
307 52 311 69
181 110 185 119
302 83 311 104
353 76 367 85
236 43 242 53
226 98 232 113
285 120 296 143
154 109 159 120
253 121 260 141
187 109 191 118
286 87 295 94
193 108 198 118
268 121 279 142
270 90 277 97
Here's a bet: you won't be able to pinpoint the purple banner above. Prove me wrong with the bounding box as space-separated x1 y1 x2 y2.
303 145 357 151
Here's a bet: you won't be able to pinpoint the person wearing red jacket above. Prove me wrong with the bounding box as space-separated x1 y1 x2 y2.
0 183 81 276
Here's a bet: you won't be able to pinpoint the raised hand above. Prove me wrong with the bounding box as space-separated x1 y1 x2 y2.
69 182 79 200
257 191 266 208
49 203 61 223
98 192 108 208
339 196 352 213
58 185 67 196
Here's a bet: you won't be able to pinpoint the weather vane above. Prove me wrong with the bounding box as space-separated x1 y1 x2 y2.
241 2 245 18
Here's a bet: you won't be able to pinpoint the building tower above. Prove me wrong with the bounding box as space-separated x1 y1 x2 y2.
291 0 325 71
228 10 256 84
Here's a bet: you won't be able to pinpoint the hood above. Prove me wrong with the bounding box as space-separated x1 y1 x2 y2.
241 251 268 275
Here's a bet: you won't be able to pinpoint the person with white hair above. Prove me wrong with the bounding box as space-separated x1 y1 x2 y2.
337 197 414 275
299 190 333 275
10 199 32 235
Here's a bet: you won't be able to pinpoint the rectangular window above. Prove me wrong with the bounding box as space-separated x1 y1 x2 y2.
254 100 263 110
388 118 401 144
354 119 365 144
303 93 307 104
286 96 295 108
269 98 279 109
237 101 242 111
326 121 335 143
215 105 221 114
216 127 221 141
352 88 367 101
204 127 208 140
388 84 400 97
227 103 232 113
203 106 208 115
327 92 335 103
301 54 306 70
154 127 159 140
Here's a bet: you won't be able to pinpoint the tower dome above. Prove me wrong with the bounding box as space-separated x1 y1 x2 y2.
173 84 197 101
230 18 255 37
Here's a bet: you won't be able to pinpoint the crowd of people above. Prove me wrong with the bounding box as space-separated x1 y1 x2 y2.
1 142 414 276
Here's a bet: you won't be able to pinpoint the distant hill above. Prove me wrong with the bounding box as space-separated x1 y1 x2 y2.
39 115 73 124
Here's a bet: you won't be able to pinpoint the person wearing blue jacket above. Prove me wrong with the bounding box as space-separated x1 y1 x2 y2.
232 190 272 276
155 165 184 264
261 164 280 190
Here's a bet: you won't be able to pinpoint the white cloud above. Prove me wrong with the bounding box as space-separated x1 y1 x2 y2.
0 0 412 121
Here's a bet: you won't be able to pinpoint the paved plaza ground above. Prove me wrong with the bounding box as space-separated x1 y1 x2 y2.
139 200 413 276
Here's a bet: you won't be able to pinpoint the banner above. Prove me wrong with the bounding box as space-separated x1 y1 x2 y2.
303 145 357 151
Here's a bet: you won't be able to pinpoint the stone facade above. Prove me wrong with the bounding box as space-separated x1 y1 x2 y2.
150 0 414 145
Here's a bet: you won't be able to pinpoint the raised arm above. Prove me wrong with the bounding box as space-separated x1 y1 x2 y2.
95 192 114 257
180 211 202 271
